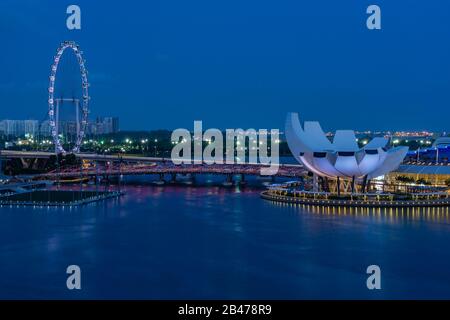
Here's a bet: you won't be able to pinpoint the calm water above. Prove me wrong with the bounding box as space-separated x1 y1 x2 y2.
1 179 450 299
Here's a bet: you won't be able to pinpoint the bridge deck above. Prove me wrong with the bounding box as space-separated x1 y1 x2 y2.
1 150 306 178
37 163 306 179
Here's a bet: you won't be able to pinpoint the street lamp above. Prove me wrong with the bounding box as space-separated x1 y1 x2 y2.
140 139 146 155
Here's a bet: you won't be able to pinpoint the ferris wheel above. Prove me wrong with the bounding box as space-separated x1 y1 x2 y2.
48 40 90 154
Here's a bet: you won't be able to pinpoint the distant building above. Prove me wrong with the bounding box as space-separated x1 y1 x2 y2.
1 117 119 138
39 120 51 137
0 119 38 137
0 120 16 136
24 120 39 137
95 117 119 135
102 117 119 134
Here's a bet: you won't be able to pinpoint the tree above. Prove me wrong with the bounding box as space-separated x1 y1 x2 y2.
416 178 431 186
445 178 450 187
396 175 415 183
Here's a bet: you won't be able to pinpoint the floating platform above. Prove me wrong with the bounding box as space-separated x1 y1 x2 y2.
0 190 123 207
261 190 450 208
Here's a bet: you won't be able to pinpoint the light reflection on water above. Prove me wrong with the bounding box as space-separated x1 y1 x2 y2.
1 182 450 299
269 201 450 223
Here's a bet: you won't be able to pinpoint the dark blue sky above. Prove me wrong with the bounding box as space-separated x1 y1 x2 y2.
1 0 449 131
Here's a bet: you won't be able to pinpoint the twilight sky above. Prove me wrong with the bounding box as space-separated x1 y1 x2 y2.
1 0 449 131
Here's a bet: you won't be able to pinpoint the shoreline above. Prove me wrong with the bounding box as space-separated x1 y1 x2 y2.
260 190 450 208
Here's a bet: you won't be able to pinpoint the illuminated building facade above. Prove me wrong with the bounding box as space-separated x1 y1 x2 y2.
285 112 408 192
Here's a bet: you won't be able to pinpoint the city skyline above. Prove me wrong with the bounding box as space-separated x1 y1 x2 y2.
0 116 446 138
0 116 119 137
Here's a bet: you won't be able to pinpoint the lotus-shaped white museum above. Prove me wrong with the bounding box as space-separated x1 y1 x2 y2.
285 113 408 180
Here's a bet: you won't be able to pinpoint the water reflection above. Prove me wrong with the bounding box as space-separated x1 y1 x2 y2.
2 180 450 299
268 200 450 223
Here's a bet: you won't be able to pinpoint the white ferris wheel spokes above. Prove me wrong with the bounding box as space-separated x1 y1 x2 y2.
48 40 90 154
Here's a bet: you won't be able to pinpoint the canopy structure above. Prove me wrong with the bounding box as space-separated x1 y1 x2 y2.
285 113 408 180
433 137 450 147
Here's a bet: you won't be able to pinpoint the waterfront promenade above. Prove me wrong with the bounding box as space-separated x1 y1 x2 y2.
261 190 450 208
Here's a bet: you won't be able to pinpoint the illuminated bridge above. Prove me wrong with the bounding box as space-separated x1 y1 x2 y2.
0 150 170 162
0 150 306 180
